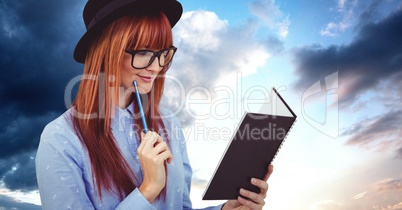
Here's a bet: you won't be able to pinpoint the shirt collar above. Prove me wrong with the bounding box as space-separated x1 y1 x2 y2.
111 100 135 130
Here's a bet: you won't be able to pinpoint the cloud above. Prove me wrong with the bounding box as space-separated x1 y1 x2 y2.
342 109 402 154
354 176 402 210
191 175 209 190
351 191 367 200
165 10 271 127
260 35 285 55
382 202 402 210
313 175 402 210
397 146 402 159
0 0 85 193
248 0 290 38
357 0 382 27
173 11 228 52
371 177 402 192
347 175 402 209
293 8 402 107
310 200 342 210
338 0 348 11
293 4 402 156
320 0 357 37
0 195 41 210
0 152 38 191
0 112 59 160
320 21 351 37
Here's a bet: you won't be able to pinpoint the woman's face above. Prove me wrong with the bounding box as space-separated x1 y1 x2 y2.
120 50 164 94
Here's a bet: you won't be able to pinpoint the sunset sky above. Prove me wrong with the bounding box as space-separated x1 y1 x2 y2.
0 0 401 209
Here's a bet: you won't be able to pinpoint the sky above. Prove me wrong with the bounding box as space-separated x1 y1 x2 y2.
0 0 401 209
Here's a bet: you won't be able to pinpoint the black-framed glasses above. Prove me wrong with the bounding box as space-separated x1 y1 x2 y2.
125 46 177 69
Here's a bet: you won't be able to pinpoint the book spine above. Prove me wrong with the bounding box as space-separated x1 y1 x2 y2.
272 119 297 163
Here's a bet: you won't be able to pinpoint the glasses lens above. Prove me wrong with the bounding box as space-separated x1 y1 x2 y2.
132 51 154 69
159 49 175 67
130 48 176 69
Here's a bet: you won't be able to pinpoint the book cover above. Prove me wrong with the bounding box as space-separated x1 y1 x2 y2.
202 88 297 200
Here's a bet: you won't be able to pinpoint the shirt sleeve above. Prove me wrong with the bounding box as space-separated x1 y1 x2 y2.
114 188 156 210
36 123 96 210
177 121 193 210
36 121 158 210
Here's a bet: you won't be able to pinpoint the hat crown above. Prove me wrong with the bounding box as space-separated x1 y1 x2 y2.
83 0 111 29
74 0 183 63
83 0 147 30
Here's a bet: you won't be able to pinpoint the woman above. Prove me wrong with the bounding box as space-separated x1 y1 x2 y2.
35 0 273 209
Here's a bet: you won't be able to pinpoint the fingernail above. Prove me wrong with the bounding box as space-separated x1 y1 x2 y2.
144 132 152 139
240 188 246 194
251 178 257 184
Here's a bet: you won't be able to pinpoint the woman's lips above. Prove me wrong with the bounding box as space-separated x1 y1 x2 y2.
138 75 153 83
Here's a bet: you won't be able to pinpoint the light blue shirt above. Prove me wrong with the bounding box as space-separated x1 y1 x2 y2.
36 103 223 210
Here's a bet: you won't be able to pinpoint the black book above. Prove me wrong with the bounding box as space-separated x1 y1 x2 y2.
202 88 297 200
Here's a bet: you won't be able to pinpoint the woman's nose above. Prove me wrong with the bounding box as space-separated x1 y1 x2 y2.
146 57 162 72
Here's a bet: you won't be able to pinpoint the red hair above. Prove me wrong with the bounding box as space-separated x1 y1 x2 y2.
72 11 173 200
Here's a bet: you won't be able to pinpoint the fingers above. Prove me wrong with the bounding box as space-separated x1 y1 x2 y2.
263 164 274 182
253 177 269 196
138 132 154 152
236 181 268 209
137 131 172 202
237 195 264 210
245 177 269 198
138 131 159 152
239 188 265 206
153 142 173 163
237 165 274 209
138 131 172 163
140 131 161 145
237 186 267 209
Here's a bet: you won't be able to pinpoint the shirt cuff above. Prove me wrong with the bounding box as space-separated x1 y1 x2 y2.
115 188 156 210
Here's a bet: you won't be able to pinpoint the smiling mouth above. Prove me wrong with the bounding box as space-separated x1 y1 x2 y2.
138 75 153 83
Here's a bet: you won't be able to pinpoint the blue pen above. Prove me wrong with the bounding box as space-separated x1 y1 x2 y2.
133 81 149 133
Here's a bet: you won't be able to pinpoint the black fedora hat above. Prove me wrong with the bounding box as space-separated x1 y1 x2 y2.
74 0 183 63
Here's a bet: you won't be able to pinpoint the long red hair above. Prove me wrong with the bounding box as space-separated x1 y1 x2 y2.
71 11 173 200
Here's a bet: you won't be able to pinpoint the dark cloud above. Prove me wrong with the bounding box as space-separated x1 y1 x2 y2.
341 109 402 151
260 35 284 55
292 8 402 106
0 112 59 160
357 0 382 27
340 72 402 156
371 176 402 192
397 146 402 159
1 152 37 191
0 195 41 210
0 0 84 116
0 0 85 193
292 3 402 156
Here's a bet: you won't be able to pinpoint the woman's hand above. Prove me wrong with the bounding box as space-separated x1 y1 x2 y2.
222 165 274 210
137 131 173 203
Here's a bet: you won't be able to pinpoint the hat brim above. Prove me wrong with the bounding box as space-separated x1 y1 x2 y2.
74 0 182 63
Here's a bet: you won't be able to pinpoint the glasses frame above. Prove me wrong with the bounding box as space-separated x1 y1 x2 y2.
125 46 177 69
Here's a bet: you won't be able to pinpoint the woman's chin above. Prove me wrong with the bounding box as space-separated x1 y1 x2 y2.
133 82 153 94
138 85 152 94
